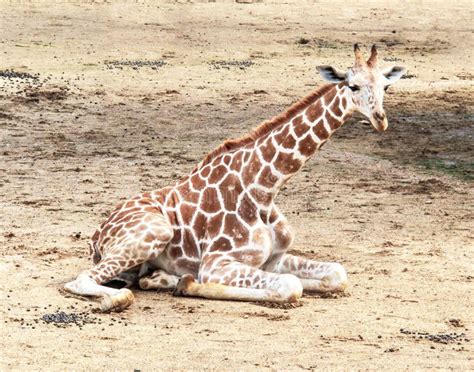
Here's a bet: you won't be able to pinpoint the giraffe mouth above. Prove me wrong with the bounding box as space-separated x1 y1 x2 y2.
371 112 388 132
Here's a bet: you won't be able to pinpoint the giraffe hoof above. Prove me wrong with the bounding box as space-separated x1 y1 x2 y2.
138 277 152 290
100 288 135 312
173 274 195 297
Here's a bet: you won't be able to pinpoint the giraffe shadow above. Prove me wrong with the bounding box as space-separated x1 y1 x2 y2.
103 279 129 289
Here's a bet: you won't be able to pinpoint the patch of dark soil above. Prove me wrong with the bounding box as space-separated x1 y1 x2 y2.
416 158 473 181
365 89 474 181
385 178 453 194
104 59 167 70
19 199 53 207
12 86 69 103
400 328 470 345
305 291 351 299
401 72 416 79
208 60 255 70
383 57 403 62
378 38 403 47
285 249 342 263
0 111 15 120
0 69 40 80
40 311 98 328
296 37 310 45
448 319 465 328
255 301 303 310
293 37 340 49
456 72 474 81
242 311 290 321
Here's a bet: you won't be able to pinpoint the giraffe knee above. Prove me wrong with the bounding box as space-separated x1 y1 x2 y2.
138 277 152 290
155 227 173 244
273 221 295 250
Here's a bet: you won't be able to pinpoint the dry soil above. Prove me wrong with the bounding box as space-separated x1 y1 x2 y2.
0 1 473 370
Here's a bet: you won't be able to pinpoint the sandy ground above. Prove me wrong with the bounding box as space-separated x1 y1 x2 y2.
0 1 473 370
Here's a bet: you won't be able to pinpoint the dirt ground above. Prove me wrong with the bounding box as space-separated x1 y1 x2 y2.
0 1 473 370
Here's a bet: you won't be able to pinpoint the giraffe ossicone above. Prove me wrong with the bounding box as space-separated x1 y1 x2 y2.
64 45 406 312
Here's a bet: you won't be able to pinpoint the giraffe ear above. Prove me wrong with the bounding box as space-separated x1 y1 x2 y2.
316 65 346 83
382 66 406 84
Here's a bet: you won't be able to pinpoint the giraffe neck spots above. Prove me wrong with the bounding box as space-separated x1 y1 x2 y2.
242 83 352 194
160 84 353 260
182 84 353 207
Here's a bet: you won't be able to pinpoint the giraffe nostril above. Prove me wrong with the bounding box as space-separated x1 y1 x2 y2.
374 112 386 121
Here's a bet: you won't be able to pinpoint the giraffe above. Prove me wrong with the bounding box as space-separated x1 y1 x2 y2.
65 45 406 312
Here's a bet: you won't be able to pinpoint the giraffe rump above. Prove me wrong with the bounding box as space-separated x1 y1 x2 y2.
195 83 335 171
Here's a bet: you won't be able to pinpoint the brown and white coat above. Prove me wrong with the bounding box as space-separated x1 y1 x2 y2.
65 45 406 311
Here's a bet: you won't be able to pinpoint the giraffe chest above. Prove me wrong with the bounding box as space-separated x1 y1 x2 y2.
152 161 286 270
159 195 273 270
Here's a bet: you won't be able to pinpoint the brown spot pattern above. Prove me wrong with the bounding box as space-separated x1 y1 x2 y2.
259 138 276 163
242 152 262 186
201 187 221 213
298 134 317 157
209 164 227 183
293 117 311 137
274 151 302 175
220 173 243 211
209 237 232 252
223 214 249 245
207 212 224 237
306 100 323 122
229 151 244 172
179 203 195 225
238 193 258 225
313 120 329 140
258 166 277 188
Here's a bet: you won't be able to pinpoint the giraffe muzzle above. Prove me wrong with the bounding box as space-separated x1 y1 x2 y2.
371 111 388 132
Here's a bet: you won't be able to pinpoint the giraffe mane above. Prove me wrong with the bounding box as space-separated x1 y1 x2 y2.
195 83 336 171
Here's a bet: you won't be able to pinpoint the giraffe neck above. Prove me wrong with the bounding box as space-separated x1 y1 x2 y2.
242 83 353 204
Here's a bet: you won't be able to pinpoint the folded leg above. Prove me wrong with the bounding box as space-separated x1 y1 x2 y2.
139 269 180 290
174 259 303 303
64 211 173 311
268 254 348 292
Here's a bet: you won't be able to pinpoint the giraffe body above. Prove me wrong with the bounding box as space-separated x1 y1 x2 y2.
65 45 406 311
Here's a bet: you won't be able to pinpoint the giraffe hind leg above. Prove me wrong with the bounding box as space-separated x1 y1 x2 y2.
64 270 135 312
65 212 173 312
65 256 140 312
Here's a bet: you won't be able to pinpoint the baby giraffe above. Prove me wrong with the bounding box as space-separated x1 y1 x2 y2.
65 45 406 311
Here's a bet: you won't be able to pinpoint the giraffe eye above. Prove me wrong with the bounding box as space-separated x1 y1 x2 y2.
349 85 360 92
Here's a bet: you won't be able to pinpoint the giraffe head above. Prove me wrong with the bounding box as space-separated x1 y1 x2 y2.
316 44 406 132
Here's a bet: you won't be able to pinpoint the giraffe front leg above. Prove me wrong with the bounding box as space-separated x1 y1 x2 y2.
269 254 348 293
266 207 347 293
138 269 180 291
